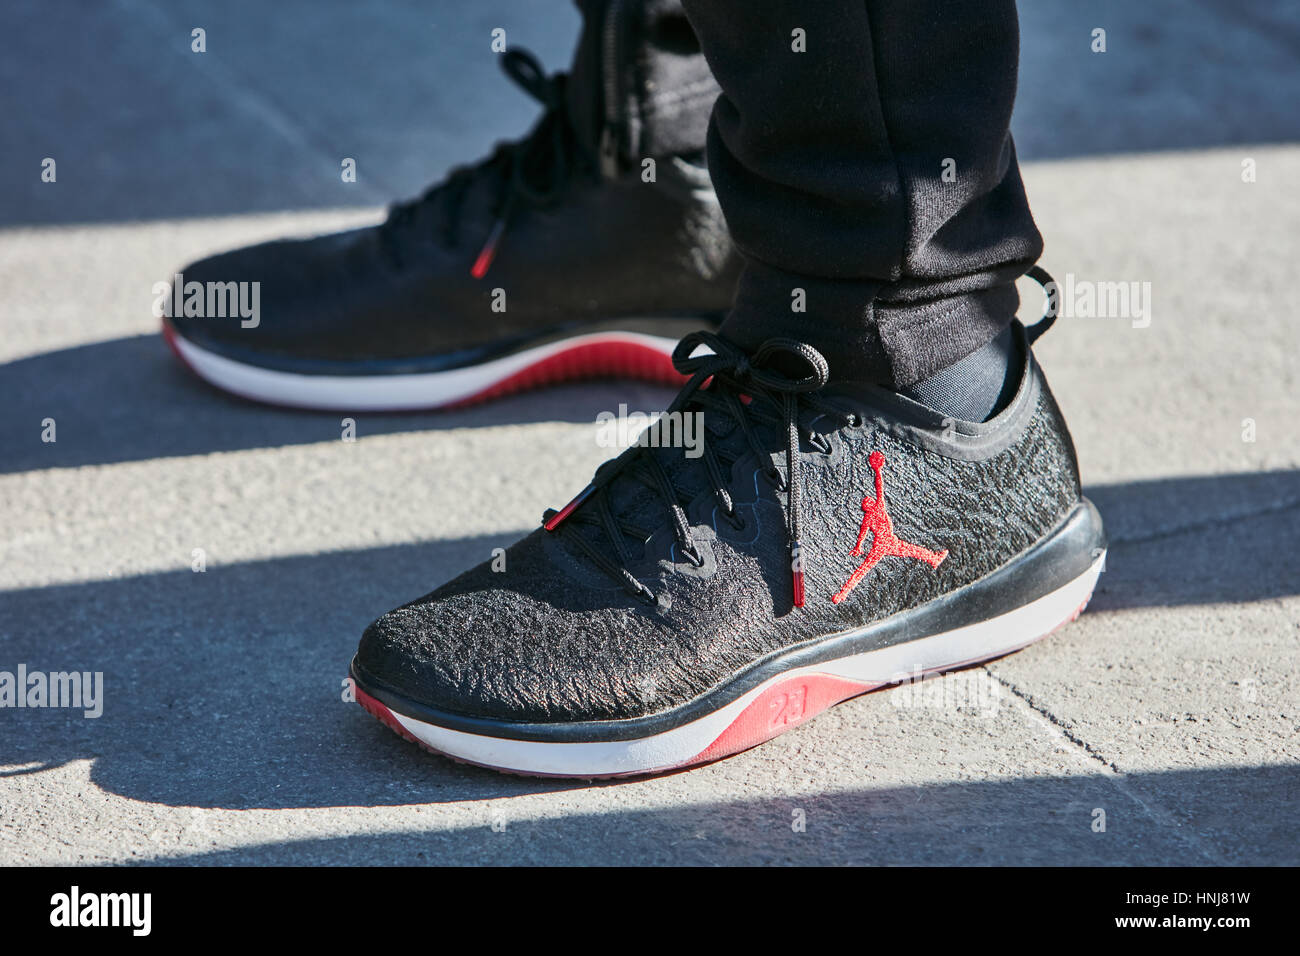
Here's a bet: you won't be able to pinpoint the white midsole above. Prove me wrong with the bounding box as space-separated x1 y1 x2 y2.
388 553 1105 776
168 328 680 412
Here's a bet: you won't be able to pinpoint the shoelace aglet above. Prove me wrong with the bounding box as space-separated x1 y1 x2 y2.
470 218 507 279
544 483 595 531
791 540 806 608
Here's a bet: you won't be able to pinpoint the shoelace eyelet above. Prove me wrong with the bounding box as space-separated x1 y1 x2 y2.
808 432 834 456
632 582 657 606
547 332 832 615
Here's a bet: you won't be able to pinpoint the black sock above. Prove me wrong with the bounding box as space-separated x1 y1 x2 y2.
899 324 1019 422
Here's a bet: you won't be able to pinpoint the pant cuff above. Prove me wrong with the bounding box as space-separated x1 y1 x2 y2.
719 261 1022 388
567 0 718 172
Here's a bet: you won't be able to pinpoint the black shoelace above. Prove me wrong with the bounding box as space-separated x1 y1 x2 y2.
543 332 854 609
379 48 592 274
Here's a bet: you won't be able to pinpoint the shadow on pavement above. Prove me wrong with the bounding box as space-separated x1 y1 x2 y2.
124 762 1300 865
1 534 592 809
1085 471 1300 610
0 471 1295 813
1 0 1297 226
0 332 679 475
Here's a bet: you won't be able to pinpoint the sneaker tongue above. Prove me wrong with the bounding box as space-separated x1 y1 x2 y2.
563 22 606 164
387 99 578 243
515 108 581 193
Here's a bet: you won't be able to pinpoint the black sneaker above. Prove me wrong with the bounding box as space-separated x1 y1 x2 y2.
162 49 740 411
349 313 1105 778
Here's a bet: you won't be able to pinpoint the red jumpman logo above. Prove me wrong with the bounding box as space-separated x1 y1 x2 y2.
831 451 948 605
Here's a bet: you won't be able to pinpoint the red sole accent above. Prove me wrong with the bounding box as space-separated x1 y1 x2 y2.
693 674 876 765
352 572 1098 781
446 339 683 408
160 319 186 365
162 318 685 412
684 591 1095 770
352 685 640 780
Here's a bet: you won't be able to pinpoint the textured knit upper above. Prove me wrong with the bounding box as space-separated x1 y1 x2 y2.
357 358 1081 724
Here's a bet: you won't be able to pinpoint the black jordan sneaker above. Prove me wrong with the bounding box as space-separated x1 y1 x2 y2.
162 49 741 411
348 308 1106 778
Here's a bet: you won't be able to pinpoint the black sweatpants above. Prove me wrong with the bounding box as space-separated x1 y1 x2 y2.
566 0 1042 387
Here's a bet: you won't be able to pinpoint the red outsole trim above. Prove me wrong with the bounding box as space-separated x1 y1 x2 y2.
693 673 876 765
161 318 685 412
351 588 1095 781
352 685 648 780
446 339 682 408
160 318 186 365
